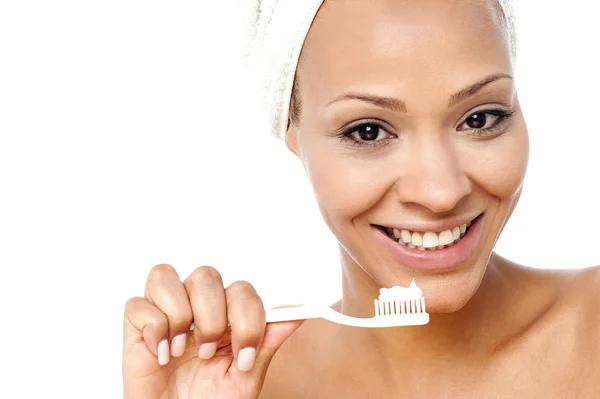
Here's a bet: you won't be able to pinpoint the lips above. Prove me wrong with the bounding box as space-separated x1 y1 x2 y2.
372 214 484 271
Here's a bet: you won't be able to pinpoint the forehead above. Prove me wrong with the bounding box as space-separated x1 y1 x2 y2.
298 0 512 101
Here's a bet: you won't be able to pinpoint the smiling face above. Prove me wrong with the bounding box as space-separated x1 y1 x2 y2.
285 0 529 312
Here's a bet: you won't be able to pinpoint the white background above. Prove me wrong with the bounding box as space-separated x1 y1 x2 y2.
1 1 598 397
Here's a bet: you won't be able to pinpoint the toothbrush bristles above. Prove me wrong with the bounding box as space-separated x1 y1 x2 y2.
373 298 427 316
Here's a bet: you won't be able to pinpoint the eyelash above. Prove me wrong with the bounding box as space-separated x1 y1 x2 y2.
337 108 516 147
463 109 516 137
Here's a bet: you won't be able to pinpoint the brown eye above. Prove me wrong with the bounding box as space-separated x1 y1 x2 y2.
356 124 382 141
466 112 487 129
341 121 395 147
457 108 514 136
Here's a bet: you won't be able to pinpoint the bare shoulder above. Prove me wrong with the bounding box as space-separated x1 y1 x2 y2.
572 264 600 290
535 264 600 349
530 264 600 311
553 265 600 307
505 259 600 306
496 257 599 341
563 265 600 370
495 259 600 384
567 265 600 316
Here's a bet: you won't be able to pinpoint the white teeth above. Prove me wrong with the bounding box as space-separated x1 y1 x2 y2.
411 232 423 247
452 226 460 240
401 230 412 243
438 230 454 246
386 218 476 250
422 232 439 248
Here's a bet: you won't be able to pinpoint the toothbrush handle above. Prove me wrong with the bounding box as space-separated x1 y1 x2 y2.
265 305 322 323
190 305 321 331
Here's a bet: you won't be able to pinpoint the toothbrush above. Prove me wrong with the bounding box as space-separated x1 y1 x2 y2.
264 278 429 327
190 294 428 330
264 296 428 327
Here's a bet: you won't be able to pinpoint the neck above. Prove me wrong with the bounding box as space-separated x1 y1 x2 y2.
334 251 515 373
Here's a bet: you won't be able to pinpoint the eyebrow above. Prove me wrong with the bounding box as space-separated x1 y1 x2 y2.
326 73 513 112
447 73 513 107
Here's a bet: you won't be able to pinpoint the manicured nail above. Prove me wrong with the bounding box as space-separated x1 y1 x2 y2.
158 339 170 365
170 334 187 357
237 347 256 372
198 341 218 360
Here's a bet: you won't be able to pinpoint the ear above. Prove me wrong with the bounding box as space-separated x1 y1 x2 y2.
284 120 300 157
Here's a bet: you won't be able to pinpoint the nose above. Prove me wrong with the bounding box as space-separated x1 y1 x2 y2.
395 139 472 213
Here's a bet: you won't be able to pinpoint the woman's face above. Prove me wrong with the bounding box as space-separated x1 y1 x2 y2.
286 0 528 312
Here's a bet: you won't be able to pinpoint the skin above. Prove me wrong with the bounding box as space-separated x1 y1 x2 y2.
265 0 600 397
122 0 599 398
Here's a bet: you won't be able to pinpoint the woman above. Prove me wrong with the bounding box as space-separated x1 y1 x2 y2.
122 0 600 397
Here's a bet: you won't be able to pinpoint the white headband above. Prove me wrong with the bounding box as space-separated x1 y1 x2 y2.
242 0 517 139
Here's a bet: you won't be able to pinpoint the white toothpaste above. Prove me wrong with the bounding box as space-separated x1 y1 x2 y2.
379 279 422 301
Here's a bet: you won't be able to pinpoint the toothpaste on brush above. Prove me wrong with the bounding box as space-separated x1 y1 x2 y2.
378 279 423 301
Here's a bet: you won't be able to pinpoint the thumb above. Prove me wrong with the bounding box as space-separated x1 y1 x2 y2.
251 318 304 381
261 319 304 358
228 306 305 398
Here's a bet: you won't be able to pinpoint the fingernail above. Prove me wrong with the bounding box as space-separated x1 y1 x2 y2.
198 341 218 360
170 334 187 357
237 347 256 372
158 339 170 365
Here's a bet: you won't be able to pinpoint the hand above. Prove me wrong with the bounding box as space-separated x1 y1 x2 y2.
123 264 303 399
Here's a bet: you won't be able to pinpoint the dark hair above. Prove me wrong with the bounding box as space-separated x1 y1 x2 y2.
289 75 302 127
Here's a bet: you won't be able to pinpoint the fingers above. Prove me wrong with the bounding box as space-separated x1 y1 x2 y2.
144 264 193 362
128 263 282 378
183 266 228 360
124 296 169 364
226 280 266 372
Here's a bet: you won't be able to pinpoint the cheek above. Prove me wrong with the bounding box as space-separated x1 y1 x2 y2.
300 141 386 231
464 125 529 201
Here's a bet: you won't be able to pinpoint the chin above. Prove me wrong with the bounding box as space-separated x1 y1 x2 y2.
424 290 476 314
412 268 486 314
